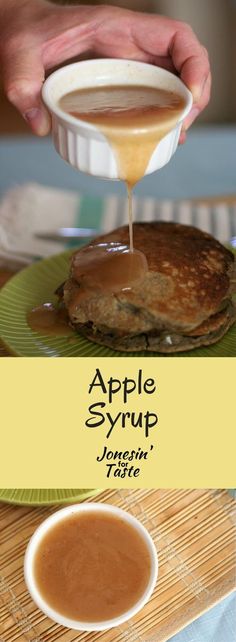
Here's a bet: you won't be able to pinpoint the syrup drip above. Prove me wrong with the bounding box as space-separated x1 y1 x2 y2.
27 85 185 336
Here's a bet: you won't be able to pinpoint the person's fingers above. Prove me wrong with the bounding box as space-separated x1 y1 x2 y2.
2 45 51 135
152 56 176 73
195 71 212 113
183 107 200 130
184 72 211 130
129 14 210 103
170 27 211 104
179 130 187 145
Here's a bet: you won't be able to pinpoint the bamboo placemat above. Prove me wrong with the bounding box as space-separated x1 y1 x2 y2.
0 489 235 642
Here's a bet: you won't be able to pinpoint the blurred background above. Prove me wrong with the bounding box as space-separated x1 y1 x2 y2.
1 0 236 134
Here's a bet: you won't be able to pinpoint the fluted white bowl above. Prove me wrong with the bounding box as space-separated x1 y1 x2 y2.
42 59 192 180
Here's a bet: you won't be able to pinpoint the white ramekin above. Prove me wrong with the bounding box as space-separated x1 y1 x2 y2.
42 58 192 179
24 502 158 632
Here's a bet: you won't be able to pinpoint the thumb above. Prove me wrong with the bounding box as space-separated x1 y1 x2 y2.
3 47 51 136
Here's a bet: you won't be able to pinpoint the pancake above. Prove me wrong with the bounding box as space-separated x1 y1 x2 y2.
61 222 236 353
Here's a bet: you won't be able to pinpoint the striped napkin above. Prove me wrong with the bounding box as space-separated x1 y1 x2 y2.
0 182 235 264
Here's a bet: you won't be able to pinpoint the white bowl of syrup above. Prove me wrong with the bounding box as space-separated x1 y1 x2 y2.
42 58 192 184
24 502 158 631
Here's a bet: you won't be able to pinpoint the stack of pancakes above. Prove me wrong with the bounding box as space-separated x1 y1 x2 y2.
61 222 236 352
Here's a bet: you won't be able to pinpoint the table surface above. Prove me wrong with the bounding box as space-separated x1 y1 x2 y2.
0 128 235 640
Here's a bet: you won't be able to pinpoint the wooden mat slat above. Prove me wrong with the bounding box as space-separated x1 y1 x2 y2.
0 489 235 642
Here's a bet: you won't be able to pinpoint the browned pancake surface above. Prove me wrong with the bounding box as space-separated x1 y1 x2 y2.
67 222 234 334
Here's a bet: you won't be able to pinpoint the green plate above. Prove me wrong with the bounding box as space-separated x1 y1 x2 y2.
0 249 235 356
0 488 100 506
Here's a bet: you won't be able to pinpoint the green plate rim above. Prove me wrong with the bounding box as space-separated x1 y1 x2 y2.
0 248 235 357
0 488 101 506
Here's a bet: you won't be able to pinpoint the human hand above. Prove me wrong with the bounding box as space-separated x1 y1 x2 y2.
0 0 211 138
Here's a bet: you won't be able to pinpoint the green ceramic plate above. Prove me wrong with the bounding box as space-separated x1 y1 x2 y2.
0 488 100 506
0 249 235 356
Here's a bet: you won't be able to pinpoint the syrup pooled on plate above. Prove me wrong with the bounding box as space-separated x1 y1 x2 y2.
27 303 73 336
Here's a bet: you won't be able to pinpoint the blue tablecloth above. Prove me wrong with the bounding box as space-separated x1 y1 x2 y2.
0 126 235 640
0 125 236 200
169 593 235 642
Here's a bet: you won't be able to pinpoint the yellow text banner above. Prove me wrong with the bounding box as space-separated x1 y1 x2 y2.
0 357 235 488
